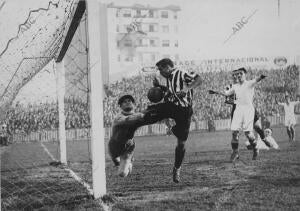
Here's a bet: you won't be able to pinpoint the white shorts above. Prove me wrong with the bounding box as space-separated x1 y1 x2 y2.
231 105 254 131
285 115 296 127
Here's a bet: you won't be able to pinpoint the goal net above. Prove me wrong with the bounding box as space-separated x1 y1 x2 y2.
0 0 106 210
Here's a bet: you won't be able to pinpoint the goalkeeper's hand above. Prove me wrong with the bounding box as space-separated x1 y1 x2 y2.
260 74 267 80
208 90 218 95
153 77 160 87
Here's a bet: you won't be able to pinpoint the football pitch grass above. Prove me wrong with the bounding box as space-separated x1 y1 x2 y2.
1 126 300 210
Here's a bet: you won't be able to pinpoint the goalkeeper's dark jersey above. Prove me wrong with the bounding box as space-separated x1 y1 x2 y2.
108 111 145 159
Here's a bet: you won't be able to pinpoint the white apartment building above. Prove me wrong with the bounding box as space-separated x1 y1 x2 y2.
106 3 181 77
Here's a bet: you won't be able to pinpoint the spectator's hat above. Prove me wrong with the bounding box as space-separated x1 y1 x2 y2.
118 95 135 106
232 67 247 74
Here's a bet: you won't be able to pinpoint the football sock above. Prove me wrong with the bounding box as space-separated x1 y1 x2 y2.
174 145 185 169
254 124 265 140
287 128 291 140
248 137 257 148
290 127 295 140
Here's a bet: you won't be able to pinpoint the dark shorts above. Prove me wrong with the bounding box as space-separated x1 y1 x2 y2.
144 102 193 141
231 104 259 123
108 139 135 160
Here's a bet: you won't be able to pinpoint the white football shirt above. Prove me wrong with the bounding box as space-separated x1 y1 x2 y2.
226 79 256 106
279 101 298 117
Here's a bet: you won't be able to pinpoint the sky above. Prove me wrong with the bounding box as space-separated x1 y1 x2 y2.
110 0 300 60
1 0 300 59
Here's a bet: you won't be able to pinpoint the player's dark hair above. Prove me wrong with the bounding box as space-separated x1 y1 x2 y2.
118 95 135 106
156 58 174 69
233 67 247 73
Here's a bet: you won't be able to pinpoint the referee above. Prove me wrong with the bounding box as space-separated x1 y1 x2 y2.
143 58 202 183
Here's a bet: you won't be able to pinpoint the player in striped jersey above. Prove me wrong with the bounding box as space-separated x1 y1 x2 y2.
143 58 202 183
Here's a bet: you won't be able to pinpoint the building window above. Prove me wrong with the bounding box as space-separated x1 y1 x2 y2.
138 39 143 46
123 9 131 17
136 39 148 47
136 9 141 17
162 25 169 33
174 40 178 47
125 56 133 62
151 54 156 62
174 25 178 33
150 39 156 47
149 10 154 18
123 39 133 47
174 12 178 19
116 9 121 17
162 40 170 47
161 11 168 18
149 24 155 32
138 53 143 62
117 55 121 62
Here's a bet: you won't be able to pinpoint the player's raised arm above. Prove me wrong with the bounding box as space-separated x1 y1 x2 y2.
249 74 267 87
255 74 267 82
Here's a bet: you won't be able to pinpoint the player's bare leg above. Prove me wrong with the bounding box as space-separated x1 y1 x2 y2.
230 131 239 162
245 131 259 160
173 140 186 183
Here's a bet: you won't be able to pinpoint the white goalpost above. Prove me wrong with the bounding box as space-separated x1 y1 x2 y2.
55 0 107 198
1 0 109 209
86 0 107 198
55 59 67 165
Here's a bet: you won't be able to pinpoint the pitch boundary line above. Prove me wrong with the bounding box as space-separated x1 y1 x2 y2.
40 142 57 161
40 142 109 211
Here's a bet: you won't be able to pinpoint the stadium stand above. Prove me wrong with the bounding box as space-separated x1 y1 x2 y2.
3 65 300 136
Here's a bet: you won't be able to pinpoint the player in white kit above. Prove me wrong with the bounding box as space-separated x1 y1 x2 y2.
211 68 267 161
276 94 300 142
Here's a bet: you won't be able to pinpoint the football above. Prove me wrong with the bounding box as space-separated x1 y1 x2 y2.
147 87 164 103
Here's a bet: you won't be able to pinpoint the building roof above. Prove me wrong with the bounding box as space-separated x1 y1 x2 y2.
107 3 181 11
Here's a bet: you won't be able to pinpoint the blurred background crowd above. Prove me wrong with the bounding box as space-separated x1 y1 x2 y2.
3 65 300 134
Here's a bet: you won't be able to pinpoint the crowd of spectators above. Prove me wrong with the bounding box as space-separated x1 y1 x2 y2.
3 65 300 134
4 97 90 134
